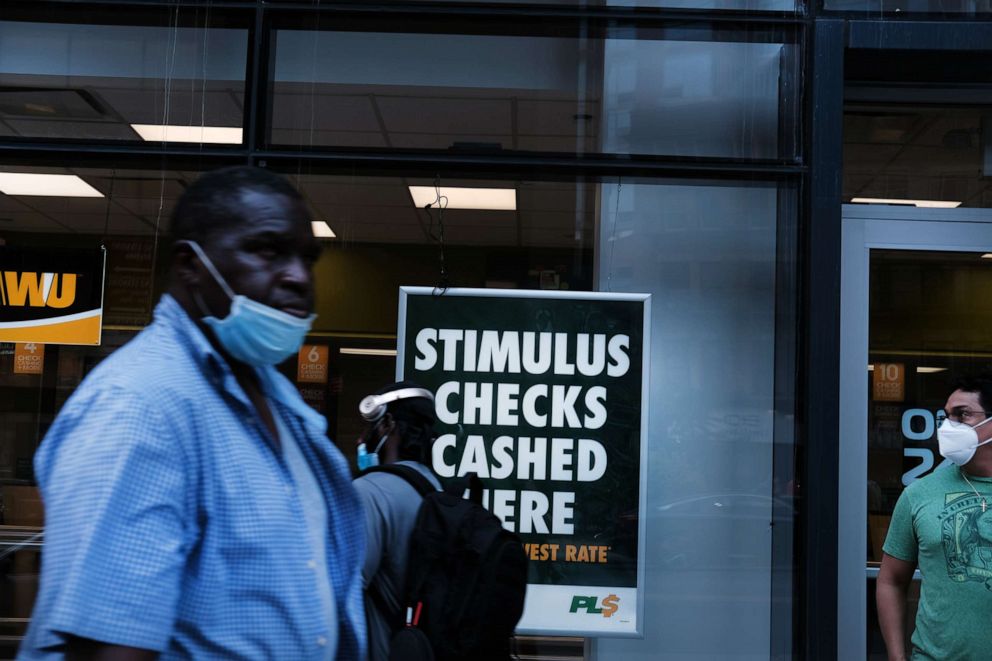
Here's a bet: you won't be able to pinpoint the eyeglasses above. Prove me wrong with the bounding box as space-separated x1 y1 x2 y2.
944 409 992 424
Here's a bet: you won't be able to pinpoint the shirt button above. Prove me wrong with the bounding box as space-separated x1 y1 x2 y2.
317 636 327 647
307 559 317 570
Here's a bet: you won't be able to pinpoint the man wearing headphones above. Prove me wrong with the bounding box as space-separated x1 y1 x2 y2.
353 381 441 661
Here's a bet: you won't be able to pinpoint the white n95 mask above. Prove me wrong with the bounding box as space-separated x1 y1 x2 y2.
937 417 992 466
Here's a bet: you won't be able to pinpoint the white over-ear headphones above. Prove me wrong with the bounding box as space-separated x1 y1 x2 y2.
358 387 435 422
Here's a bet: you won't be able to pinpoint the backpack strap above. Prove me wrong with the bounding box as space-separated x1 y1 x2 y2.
359 463 438 497
442 472 484 505
358 463 438 633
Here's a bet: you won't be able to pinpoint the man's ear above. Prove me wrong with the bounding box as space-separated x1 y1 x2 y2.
378 412 396 437
172 241 201 288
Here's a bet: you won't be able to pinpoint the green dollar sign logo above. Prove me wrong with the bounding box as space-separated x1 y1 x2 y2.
601 594 619 618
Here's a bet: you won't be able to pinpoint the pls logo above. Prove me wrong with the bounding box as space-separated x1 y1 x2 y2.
570 594 619 618
0 272 77 309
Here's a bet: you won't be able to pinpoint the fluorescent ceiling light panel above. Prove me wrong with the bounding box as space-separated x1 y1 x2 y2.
850 197 962 209
130 124 243 144
917 367 948 373
339 348 397 357
0 173 103 197
311 221 336 238
409 186 516 211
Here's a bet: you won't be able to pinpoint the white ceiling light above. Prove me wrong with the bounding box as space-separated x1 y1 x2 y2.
917 367 948 373
0 173 103 197
130 124 243 144
850 197 962 209
340 348 397 357
981 254 992 259
311 221 336 238
408 186 516 211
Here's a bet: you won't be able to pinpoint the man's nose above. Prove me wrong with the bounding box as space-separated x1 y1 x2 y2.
280 255 312 291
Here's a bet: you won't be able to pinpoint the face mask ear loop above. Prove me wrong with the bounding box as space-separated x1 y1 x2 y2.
182 240 237 302
190 290 214 319
373 434 389 454
973 416 992 450
973 416 992 431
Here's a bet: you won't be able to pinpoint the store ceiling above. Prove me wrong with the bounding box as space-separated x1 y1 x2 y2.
843 48 992 210
0 167 599 249
844 103 992 208
0 77 244 142
0 68 598 247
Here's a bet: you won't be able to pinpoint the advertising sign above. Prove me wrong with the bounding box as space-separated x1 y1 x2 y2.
0 247 106 345
397 287 650 637
13 343 44 375
103 238 154 326
297 344 330 384
872 362 905 402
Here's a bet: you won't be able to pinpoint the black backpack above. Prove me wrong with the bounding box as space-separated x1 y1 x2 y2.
360 464 528 661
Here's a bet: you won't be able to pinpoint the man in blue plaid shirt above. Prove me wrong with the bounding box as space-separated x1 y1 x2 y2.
20 166 366 660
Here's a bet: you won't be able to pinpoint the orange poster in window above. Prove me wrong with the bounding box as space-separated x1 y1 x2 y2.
872 363 905 402
297 345 329 384
14 343 44 375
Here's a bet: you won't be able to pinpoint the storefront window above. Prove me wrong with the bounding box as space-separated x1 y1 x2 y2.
270 21 798 160
825 0 990 13
592 179 796 660
845 103 992 209
0 19 248 143
0 4 803 659
268 0 796 11
0 166 597 654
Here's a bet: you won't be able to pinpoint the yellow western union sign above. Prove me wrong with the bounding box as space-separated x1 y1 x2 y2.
0 248 106 345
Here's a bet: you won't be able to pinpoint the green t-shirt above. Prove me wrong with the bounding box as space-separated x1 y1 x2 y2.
883 464 992 661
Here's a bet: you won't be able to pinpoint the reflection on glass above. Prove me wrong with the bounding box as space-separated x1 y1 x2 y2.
271 28 793 159
594 180 792 660
826 0 990 12
0 22 248 142
845 105 992 209
300 0 796 10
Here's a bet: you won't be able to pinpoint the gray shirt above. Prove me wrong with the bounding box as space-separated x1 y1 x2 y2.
354 461 440 661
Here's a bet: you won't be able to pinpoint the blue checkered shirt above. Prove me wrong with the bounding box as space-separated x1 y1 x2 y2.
19 295 367 660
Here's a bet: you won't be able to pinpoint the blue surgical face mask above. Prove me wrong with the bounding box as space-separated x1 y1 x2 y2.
183 241 316 366
357 434 389 471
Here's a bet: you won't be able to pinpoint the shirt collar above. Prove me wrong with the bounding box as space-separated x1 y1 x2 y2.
154 293 224 373
153 294 328 436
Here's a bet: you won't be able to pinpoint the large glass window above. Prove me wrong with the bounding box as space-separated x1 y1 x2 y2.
0 5 803 660
0 165 596 655
825 0 990 13
592 179 796 660
0 19 248 144
270 20 798 160
268 0 796 10
845 103 992 209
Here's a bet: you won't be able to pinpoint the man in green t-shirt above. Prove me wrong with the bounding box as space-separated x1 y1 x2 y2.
878 375 992 661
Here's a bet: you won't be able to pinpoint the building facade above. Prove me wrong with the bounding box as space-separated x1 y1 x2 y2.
0 1 990 659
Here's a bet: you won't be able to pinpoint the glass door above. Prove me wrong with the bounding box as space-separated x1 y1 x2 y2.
838 204 992 659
